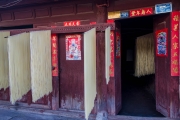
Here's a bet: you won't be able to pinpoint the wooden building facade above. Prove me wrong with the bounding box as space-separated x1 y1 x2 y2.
0 0 179 119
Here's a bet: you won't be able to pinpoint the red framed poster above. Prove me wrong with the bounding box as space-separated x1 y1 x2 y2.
65 35 81 60
155 28 168 57
171 11 179 76
51 34 58 76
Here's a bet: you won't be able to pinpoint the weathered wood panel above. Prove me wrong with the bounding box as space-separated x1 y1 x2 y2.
51 5 75 16
77 3 94 14
35 8 50 18
96 32 107 111
1 13 12 21
114 30 122 114
59 34 84 110
0 0 96 27
154 14 170 117
14 10 33 20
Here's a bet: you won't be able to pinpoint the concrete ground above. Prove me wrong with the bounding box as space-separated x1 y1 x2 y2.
0 108 177 120
0 109 83 120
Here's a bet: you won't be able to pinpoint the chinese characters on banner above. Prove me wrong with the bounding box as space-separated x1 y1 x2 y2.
109 31 121 77
155 28 168 56
130 7 153 17
110 31 114 77
64 21 80 26
116 32 121 58
171 12 179 76
51 34 58 76
66 35 81 60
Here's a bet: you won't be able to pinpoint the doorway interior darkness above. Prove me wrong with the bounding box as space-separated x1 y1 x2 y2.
0 24 33 30
116 16 164 117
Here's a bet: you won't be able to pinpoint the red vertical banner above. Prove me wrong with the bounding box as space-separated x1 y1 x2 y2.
171 12 179 76
51 34 58 76
110 31 114 77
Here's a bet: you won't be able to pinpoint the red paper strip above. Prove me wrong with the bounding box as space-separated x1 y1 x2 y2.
107 19 115 23
155 28 168 57
51 34 58 76
171 12 179 76
90 22 96 25
130 7 153 17
64 21 80 26
110 31 115 77
66 35 81 60
116 32 121 58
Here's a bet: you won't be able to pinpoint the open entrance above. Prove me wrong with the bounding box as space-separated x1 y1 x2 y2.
117 16 164 117
0 24 33 30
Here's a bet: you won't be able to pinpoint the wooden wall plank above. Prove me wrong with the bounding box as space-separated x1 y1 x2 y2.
51 5 75 16
14 10 33 20
77 3 93 14
35 8 50 18
1 13 12 21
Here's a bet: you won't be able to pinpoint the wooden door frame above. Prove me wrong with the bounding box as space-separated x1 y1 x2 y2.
0 23 115 111
115 14 170 116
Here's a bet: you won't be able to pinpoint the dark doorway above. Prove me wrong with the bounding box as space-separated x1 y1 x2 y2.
117 16 164 117
0 24 33 30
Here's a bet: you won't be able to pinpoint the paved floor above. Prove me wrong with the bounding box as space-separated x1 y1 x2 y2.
0 109 83 120
0 108 177 120
0 74 177 120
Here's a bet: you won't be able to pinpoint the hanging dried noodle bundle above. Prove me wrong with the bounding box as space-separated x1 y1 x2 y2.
8 33 31 104
0 32 10 90
84 28 97 120
30 30 52 102
135 33 155 77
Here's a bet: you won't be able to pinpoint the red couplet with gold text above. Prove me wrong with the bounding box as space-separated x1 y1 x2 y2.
51 34 59 76
171 12 179 76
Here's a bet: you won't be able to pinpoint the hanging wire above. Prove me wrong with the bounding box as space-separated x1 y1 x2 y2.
0 0 23 8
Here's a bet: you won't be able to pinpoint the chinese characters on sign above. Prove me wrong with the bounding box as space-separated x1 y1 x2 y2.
66 35 81 60
171 12 179 76
130 8 153 17
64 21 80 26
110 31 114 77
155 28 168 57
51 34 58 76
155 2 172 14
120 11 129 18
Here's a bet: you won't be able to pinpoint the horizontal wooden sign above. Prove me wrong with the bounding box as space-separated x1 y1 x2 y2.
64 21 80 26
108 11 120 19
130 7 153 17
